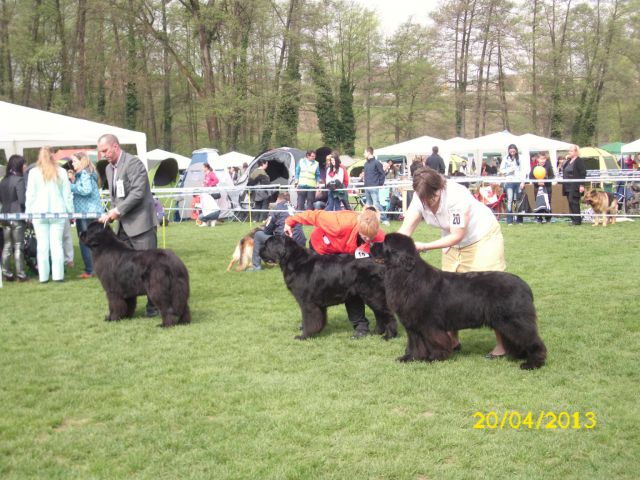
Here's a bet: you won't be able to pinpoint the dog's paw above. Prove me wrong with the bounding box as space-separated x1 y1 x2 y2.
294 334 309 341
382 329 398 341
396 354 414 362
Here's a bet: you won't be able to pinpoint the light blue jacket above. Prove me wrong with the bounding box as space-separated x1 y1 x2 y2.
25 166 74 216
70 170 103 214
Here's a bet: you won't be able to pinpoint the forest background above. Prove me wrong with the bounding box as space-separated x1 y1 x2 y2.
0 0 638 160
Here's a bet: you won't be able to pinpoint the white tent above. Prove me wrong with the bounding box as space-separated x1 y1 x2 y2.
464 130 573 176
0 101 146 162
145 148 191 170
621 138 640 154
216 151 253 169
375 135 446 158
446 136 477 154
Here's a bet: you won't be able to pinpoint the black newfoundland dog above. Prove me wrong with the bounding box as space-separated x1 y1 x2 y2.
371 233 546 369
260 235 397 340
80 222 191 327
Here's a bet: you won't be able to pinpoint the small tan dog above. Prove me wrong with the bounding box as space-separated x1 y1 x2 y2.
226 228 261 271
583 189 618 226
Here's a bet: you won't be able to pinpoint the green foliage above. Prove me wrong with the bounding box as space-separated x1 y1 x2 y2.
125 81 139 131
311 56 339 148
1 219 639 478
337 75 356 155
275 44 301 148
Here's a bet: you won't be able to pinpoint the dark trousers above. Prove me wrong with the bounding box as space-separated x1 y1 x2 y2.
253 199 270 222
2 220 26 279
117 226 158 312
566 194 582 224
296 189 316 211
345 296 369 332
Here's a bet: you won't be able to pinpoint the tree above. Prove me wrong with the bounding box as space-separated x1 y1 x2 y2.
311 55 339 148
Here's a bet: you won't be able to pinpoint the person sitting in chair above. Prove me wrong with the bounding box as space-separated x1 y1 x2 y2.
248 191 305 271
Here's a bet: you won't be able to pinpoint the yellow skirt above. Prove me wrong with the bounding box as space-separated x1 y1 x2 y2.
441 222 505 273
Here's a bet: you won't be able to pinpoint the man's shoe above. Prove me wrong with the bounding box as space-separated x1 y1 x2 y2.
245 266 262 272
351 329 370 339
78 272 94 279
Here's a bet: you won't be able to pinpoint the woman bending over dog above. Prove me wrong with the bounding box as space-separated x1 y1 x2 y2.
397 166 508 359
284 207 385 339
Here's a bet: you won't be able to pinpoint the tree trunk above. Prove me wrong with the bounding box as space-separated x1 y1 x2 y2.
260 0 297 150
531 0 539 131
54 0 70 112
162 0 172 150
497 38 510 131
74 0 87 110
0 0 14 100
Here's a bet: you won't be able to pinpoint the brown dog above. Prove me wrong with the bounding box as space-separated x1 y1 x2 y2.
226 228 261 271
583 189 617 226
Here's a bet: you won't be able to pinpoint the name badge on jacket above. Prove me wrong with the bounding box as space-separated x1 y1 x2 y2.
116 179 125 198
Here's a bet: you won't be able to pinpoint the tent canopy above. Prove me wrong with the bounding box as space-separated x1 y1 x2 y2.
376 135 446 159
216 151 253 169
599 142 625 155
579 147 620 171
145 148 191 170
149 158 179 188
462 130 573 175
621 138 640 154
0 101 146 162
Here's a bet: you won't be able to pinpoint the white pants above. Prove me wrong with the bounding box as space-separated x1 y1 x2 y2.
63 219 74 264
33 219 65 282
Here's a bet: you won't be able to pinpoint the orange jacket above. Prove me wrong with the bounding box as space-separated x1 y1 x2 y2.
285 210 385 255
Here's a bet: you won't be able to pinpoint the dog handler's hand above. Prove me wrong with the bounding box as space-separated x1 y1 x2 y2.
283 223 293 237
414 241 430 252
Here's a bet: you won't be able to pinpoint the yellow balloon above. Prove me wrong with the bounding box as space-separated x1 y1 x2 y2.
533 165 546 179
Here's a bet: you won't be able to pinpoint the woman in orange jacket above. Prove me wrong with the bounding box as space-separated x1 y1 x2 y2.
284 207 385 338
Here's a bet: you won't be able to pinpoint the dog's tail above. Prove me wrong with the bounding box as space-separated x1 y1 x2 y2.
227 243 242 271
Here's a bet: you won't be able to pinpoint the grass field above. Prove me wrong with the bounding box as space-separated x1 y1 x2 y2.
1 217 639 479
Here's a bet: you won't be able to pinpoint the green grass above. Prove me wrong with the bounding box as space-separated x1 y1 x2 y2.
1 218 639 479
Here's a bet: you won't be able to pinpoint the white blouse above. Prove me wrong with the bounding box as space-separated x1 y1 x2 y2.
408 180 498 247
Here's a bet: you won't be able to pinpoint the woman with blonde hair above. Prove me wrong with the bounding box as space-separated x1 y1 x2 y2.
68 151 103 278
283 206 385 338
25 147 74 283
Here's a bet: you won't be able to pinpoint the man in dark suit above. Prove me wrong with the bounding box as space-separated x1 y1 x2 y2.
425 146 446 175
98 133 159 316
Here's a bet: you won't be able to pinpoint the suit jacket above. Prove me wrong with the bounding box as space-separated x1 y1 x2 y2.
562 156 586 198
106 151 158 237
25 166 73 216
0 175 26 214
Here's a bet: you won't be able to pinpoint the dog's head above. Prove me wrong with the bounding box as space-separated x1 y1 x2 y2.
374 233 418 272
583 189 598 206
260 235 301 264
79 221 118 249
